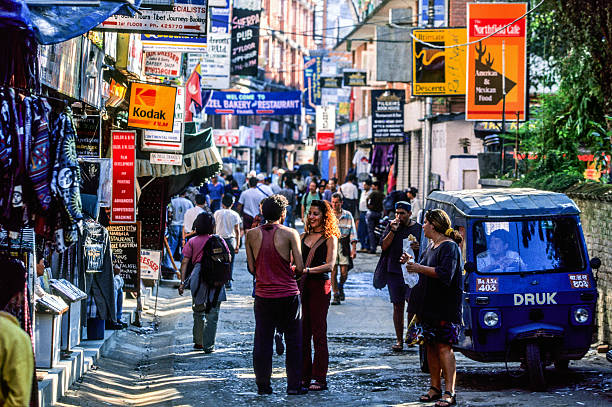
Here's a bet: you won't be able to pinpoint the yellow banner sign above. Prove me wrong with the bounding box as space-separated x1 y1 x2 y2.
412 28 466 96
128 83 177 132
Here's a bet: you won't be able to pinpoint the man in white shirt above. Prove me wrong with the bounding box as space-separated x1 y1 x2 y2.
183 194 208 244
339 174 359 217
256 174 274 196
163 190 193 270
265 176 281 194
357 180 372 252
215 194 242 290
238 177 268 230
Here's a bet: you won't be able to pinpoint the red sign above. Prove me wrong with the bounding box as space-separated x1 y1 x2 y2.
213 129 240 147
111 130 136 223
316 132 335 151
568 274 591 289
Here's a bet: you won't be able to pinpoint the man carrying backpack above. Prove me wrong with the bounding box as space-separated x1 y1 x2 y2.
245 195 306 395
178 212 232 353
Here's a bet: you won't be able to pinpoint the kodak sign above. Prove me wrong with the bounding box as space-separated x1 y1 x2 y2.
128 83 177 132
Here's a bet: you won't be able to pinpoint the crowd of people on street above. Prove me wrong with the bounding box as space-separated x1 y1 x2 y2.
166 165 462 406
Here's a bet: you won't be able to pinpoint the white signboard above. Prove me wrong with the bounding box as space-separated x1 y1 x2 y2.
200 35 231 89
99 3 208 35
140 249 161 280
142 34 208 53
213 129 240 147
316 105 336 133
144 51 181 78
142 87 185 152
150 153 182 166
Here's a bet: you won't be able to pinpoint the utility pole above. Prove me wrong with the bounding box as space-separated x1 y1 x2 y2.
422 0 435 211
322 0 327 49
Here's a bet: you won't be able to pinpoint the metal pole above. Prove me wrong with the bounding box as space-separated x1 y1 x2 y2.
422 0 435 209
500 40 506 177
514 112 519 178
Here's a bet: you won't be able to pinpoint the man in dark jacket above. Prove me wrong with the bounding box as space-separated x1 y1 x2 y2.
366 182 385 254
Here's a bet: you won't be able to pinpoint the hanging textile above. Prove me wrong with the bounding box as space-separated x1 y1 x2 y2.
82 219 115 322
371 145 396 174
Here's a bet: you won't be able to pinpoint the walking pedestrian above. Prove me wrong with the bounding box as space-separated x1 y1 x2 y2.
357 179 372 252
300 200 339 392
339 174 359 217
301 181 321 221
233 166 246 190
238 177 267 230
330 193 357 305
214 194 242 290
279 179 297 228
317 179 328 198
379 201 421 351
163 190 193 270
245 195 307 395
208 175 225 212
265 176 281 194
0 259 34 407
322 178 337 202
401 209 463 407
366 182 385 254
178 212 229 353
183 193 207 245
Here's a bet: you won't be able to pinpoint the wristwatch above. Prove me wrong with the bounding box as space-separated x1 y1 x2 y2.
305 267 310 274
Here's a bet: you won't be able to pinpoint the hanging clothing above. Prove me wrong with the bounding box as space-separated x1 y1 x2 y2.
371 145 395 175
82 219 115 322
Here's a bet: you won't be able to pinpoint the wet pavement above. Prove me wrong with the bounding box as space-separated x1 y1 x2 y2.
58 247 612 406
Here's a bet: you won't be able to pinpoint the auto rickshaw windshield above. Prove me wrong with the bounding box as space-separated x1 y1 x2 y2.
473 218 586 273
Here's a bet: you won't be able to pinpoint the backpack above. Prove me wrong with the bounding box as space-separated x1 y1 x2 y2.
200 235 232 287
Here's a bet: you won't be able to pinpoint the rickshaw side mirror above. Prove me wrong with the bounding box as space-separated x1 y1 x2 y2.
591 257 601 270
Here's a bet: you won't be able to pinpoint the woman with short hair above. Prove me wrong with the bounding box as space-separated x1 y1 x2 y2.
401 209 463 407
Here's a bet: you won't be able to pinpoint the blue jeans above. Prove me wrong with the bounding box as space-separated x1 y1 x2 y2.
163 224 183 269
358 211 369 251
366 211 382 253
284 205 295 228
116 288 123 322
192 302 221 351
210 199 221 212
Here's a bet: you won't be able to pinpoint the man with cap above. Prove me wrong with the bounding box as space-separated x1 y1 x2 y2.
379 201 422 352
0 259 34 406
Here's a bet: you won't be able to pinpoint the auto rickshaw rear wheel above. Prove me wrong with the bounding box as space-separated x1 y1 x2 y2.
525 342 547 391
419 345 430 373
554 359 569 371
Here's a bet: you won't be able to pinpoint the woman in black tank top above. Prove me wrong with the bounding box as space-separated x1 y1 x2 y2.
299 200 339 391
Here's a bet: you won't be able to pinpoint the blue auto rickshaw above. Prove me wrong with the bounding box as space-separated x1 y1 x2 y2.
420 188 600 390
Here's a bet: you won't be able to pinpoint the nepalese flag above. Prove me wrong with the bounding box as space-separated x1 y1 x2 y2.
185 63 202 122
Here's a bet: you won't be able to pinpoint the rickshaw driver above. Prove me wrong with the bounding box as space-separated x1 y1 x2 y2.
477 229 526 272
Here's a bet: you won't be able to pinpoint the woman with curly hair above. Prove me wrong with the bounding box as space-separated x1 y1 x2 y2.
300 199 339 391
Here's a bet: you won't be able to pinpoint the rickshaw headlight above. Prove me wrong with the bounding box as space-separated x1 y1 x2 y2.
573 307 589 324
483 311 500 327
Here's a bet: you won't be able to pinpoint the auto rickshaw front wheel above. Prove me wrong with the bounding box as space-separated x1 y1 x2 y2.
525 342 547 391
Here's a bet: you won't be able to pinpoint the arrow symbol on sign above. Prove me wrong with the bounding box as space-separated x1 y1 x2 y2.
473 59 516 105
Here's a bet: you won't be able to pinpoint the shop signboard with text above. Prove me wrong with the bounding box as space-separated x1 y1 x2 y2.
128 83 177 132
99 0 208 35
412 28 466 96
303 56 322 115
108 223 140 292
204 91 301 115
142 87 184 152
231 0 261 76
201 5 232 89
141 34 207 53
111 130 136 223
144 51 182 78
343 70 367 87
371 89 405 144
140 249 161 280
213 129 240 146
466 2 527 121
316 106 335 151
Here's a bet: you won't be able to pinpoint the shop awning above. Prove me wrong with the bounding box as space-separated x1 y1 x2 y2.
2 0 142 44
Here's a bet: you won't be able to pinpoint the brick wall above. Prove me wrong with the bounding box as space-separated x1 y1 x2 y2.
567 193 612 345
449 0 467 26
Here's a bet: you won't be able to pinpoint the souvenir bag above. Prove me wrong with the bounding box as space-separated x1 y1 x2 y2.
406 315 425 346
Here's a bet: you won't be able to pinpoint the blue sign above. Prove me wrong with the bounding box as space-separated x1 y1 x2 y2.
419 0 446 27
303 56 321 116
204 91 302 115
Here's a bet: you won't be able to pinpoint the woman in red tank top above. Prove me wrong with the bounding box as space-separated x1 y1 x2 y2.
300 200 339 391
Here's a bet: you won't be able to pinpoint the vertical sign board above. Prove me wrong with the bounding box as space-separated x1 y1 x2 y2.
303 56 322 116
466 3 527 121
140 249 161 280
75 117 101 158
316 106 336 151
231 0 261 76
108 223 141 292
111 130 136 223
371 89 406 144
200 5 232 89
412 28 467 96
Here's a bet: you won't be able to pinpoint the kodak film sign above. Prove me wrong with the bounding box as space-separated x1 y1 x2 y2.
128 83 177 132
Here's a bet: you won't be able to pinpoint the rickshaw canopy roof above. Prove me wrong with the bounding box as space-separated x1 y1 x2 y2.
426 188 580 219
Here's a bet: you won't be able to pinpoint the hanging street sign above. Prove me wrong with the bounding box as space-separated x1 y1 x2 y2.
303 56 322 116
371 89 406 144
204 91 301 115
230 0 261 76
141 34 208 53
316 106 336 151
150 153 183 166
343 69 367 87
320 75 344 89
128 83 177 132
142 87 184 152
99 0 208 35
213 129 240 146
412 28 466 96
144 51 182 78
466 2 527 121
